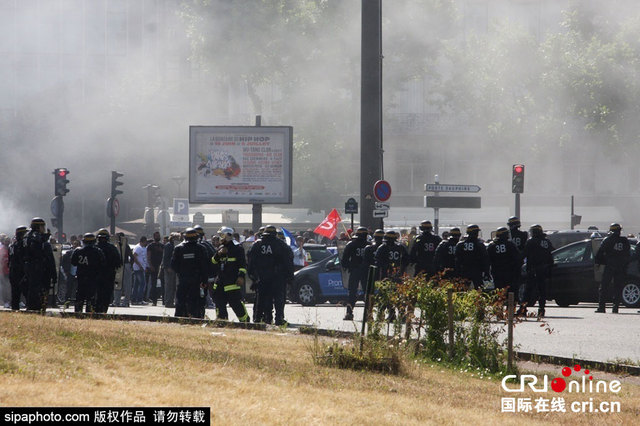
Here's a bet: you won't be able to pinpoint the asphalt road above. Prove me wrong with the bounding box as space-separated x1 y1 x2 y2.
3 302 639 365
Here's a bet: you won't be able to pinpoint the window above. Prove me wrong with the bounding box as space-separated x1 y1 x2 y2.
553 243 588 264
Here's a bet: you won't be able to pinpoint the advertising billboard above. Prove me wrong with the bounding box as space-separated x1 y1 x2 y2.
189 126 293 204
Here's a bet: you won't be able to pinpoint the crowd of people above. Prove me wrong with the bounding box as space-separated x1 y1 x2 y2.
0 215 630 323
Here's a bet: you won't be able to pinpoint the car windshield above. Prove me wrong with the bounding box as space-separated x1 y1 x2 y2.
305 248 332 263
553 242 588 264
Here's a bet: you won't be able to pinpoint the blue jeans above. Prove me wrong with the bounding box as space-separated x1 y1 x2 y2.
132 270 146 303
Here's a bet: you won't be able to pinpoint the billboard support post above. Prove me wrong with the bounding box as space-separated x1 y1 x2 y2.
252 115 263 232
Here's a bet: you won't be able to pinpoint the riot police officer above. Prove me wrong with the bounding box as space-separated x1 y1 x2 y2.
341 227 369 320
212 226 250 322
194 225 216 312
487 227 522 292
374 230 409 281
519 224 554 317
8 226 28 310
364 229 385 270
508 216 528 252
434 227 461 276
71 233 106 313
409 220 442 278
454 224 490 289
248 225 293 325
171 228 209 318
95 229 123 313
594 223 630 313
23 218 57 312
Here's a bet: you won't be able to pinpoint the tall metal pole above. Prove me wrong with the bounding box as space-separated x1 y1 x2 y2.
252 115 263 232
515 193 520 219
570 195 575 230
360 0 383 229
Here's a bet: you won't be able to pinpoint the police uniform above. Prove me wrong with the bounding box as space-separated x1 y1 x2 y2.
171 228 209 318
96 230 123 313
212 228 250 322
595 224 630 313
409 221 442 277
434 228 461 277
520 225 554 317
374 232 409 281
248 227 292 325
454 225 490 289
341 227 369 320
23 218 57 312
508 216 528 253
8 226 28 310
487 227 522 292
71 234 106 313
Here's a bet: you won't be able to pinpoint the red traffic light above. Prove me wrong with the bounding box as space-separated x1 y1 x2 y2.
57 170 67 177
514 165 524 174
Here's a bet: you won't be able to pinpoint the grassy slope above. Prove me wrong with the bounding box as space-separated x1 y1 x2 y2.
0 313 638 425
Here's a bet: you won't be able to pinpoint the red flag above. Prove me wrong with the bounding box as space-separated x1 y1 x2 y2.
314 208 342 240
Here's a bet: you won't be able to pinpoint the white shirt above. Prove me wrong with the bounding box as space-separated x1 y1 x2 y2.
293 246 307 267
133 244 147 271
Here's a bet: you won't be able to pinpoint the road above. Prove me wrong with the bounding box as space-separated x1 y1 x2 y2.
3 302 639 365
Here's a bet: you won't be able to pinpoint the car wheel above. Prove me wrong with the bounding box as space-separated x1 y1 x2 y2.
620 282 640 308
297 281 318 306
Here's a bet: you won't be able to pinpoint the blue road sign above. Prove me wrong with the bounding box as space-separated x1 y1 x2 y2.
373 180 392 202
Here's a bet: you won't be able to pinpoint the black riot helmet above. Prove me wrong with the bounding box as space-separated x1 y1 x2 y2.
184 227 198 242
609 223 622 235
529 224 544 238
449 228 461 241
507 216 521 229
263 225 277 236
419 220 433 232
15 226 28 238
495 227 509 240
97 228 110 241
194 225 205 240
82 233 96 245
373 229 385 243
30 217 46 231
466 224 480 238
384 230 397 242
355 226 368 239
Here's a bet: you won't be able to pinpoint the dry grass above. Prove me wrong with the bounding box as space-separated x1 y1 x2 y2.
0 312 639 425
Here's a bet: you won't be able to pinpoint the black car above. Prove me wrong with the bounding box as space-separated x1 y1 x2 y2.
546 229 607 250
545 238 640 307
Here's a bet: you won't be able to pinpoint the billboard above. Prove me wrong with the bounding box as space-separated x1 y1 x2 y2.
189 126 293 204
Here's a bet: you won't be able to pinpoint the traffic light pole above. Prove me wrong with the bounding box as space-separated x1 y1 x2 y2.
515 193 520 219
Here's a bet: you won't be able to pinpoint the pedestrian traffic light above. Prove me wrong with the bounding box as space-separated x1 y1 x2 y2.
512 164 524 194
111 171 124 197
54 168 70 196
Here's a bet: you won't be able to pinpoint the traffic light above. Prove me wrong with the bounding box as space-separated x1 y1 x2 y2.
512 164 524 194
54 168 70 196
111 171 124 197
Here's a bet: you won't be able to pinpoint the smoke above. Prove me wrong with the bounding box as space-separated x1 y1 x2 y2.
2 0 640 236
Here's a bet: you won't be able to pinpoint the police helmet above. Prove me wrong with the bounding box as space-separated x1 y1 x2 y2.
529 224 543 237
218 226 234 236
495 227 509 239
384 230 397 241
263 225 277 236
277 229 286 240
355 226 368 238
449 228 461 238
30 217 46 229
82 233 96 244
194 225 205 236
419 220 433 232
609 223 622 234
184 227 198 241
466 224 480 235
508 216 521 228
97 228 110 240
15 226 28 237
